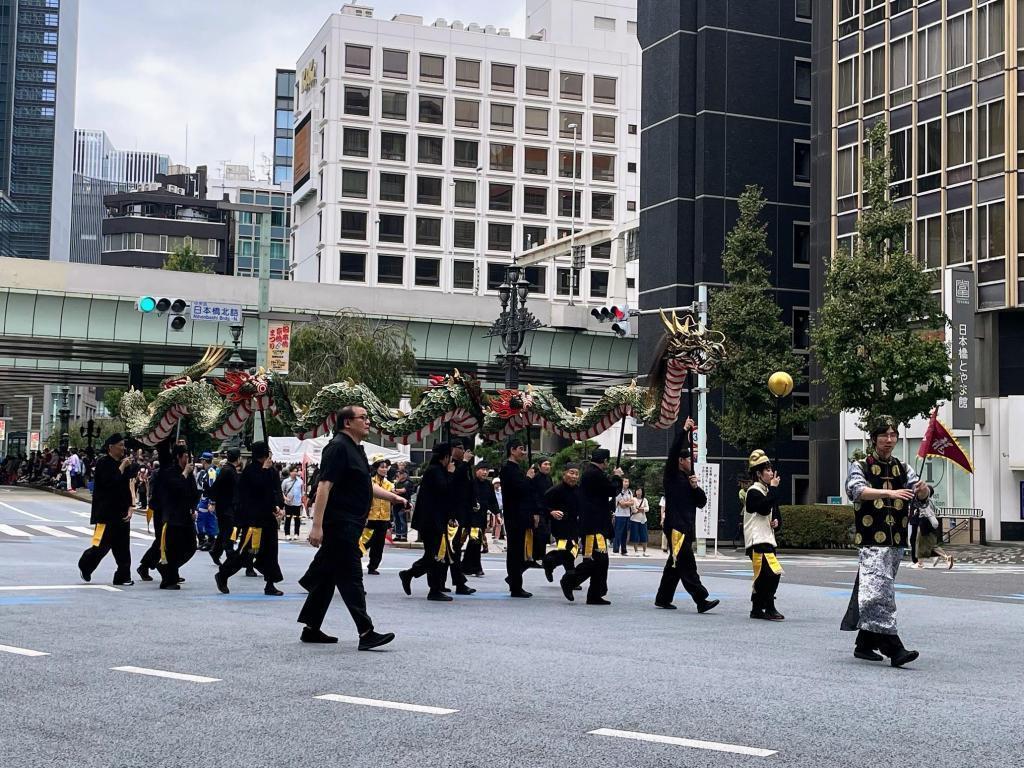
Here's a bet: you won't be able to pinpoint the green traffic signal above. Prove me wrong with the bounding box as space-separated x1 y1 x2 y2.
138 296 156 313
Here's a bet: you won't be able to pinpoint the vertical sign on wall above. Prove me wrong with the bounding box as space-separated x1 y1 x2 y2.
266 321 292 375
29 432 40 451
695 462 720 541
947 266 975 431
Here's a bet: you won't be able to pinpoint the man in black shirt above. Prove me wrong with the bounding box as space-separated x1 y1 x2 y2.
543 463 581 583
464 464 497 577
156 445 200 590
531 458 554 563
297 405 408 650
208 448 241 565
78 433 134 585
499 438 535 598
444 439 475 591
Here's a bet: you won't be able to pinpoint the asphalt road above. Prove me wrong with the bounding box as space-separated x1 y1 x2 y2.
1 486 1022 768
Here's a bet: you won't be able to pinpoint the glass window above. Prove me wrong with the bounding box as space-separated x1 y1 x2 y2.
487 263 509 290
559 150 583 178
420 54 445 83
947 111 972 167
416 217 442 246
839 0 858 21
490 103 515 132
917 119 941 178
794 223 810 265
489 183 513 212
378 214 404 243
341 169 368 198
837 145 857 195
419 95 444 124
794 60 811 102
863 47 884 100
454 139 479 168
594 76 616 104
492 63 515 92
796 0 812 19
454 180 476 208
381 91 407 120
380 131 406 161
525 107 548 135
556 267 572 295
526 67 549 96
339 252 366 282
453 220 475 249
560 72 583 100
890 128 911 186
343 127 369 157
978 1 1005 63
591 241 611 260
415 258 441 287
592 154 615 182
344 86 370 116
379 172 405 202
947 14 971 73
525 146 548 175
593 115 616 143
979 201 1006 259
590 270 609 298
418 135 443 165
594 16 615 31
488 223 513 251
455 99 479 127
340 210 367 240
378 254 404 285
383 49 408 79
979 100 1006 161
276 110 292 129
275 137 293 156
558 189 581 217
345 45 370 75
947 209 972 265
917 216 942 269
523 225 547 249
837 57 858 110
490 143 514 172
524 266 547 294
456 59 480 87
417 176 442 206
794 141 810 183
453 260 475 289
793 309 810 350
560 111 583 138
890 35 912 98
592 193 615 220
523 186 547 215
917 24 942 94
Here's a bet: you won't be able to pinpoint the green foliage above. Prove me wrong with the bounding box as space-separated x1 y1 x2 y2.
45 418 125 452
549 440 599 477
709 185 812 453
813 121 951 429
289 311 416 409
162 245 213 274
472 441 503 469
775 505 855 549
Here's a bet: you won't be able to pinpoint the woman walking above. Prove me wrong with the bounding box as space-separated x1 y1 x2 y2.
629 487 650 556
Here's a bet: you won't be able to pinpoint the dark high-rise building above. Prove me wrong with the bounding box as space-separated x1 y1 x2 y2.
637 1 813 527
0 0 78 260
273 69 295 185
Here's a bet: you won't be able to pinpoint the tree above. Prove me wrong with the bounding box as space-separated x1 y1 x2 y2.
162 245 212 274
288 310 416 408
813 121 951 429
708 185 812 454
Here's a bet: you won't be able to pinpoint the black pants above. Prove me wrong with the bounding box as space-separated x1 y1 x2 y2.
656 536 709 606
219 524 282 584
364 519 390 572
445 526 468 587
298 522 373 636
462 527 485 575
750 546 781 609
531 518 550 561
78 520 131 582
209 512 234 562
284 505 303 536
407 530 447 594
567 550 608 601
139 511 164 571
543 544 576 577
504 525 528 591
908 521 919 563
158 523 197 586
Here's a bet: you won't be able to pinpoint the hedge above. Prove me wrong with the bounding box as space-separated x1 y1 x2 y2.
775 505 856 549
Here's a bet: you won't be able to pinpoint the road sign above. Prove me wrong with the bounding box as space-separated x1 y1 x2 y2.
29 432 40 451
267 321 291 374
190 301 242 324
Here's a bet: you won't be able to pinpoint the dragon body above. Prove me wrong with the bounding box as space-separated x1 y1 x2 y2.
119 311 725 447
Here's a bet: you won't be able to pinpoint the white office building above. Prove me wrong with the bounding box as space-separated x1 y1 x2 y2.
73 129 171 188
291 0 640 317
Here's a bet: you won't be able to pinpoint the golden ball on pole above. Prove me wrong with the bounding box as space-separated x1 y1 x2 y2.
768 371 794 398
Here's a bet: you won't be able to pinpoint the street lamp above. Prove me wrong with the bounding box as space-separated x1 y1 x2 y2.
485 256 543 389
57 385 71 454
80 418 100 461
226 322 246 372
768 371 794 461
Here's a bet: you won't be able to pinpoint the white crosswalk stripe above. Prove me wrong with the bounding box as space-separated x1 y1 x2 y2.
66 526 99 537
25 525 77 538
0 523 32 537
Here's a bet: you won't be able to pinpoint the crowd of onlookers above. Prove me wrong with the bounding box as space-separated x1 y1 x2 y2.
0 448 101 491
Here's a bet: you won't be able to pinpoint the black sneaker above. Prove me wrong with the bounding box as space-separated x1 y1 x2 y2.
586 597 611 605
854 647 884 662
697 599 720 614
427 591 453 602
113 579 134 587
750 608 767 620
245 567 258 577
656 602 678 610
399 569 413 596
510 589 532 598
80 568 91 583
159 582 180 590
455 585 476 595
890 648 919 668
763 608 785 621
301 626 338 644
358 630 395 651
136 566 153 582
264 584 283 596
215 572 229 594
559 576 575 602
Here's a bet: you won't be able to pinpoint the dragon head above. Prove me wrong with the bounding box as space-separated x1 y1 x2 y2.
213 369 270 403
657 309 727 374
488 389 533 419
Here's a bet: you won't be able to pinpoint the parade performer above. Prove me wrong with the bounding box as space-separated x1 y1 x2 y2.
742 450 784 621
445 440 475 588
841 416 927 667
560 449 622 605
78 433 135 586
654 420 719 613
298 405 405 649
156 445 200 590
464 463 497 577
208 448 240 565
194 452 218 551
215 441 285 596
530 458 554 564
542 463 581 584
499 438 536 598
362 458 393 575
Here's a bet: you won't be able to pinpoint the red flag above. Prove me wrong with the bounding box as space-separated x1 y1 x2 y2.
918 409 974 474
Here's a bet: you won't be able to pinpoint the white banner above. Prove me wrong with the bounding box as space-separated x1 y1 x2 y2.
267 321 292 375
695 462 720 540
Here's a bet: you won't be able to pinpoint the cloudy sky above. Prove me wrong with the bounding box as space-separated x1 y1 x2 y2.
75 0 523 178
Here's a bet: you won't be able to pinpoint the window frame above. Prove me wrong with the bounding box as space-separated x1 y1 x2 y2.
382 49 409 80
344 45 371 75
419 53 445 84
491 62 516 92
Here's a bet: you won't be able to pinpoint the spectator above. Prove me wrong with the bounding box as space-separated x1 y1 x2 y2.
391 469 412 542
629 487 650 556
281 465 304 541
491 478 504 541
612 477 636 555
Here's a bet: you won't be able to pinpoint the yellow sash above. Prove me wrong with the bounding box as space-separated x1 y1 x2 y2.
670 530 685 563
145 508 153 525
240 527 262 555
556 539 579 558
583 533 607 558
229 527 239 543
524 529 534 555
358 527 374 555
91 523 106 547
159 524 168 565
752 551 784 581
468 527 481 541
436 531 448 562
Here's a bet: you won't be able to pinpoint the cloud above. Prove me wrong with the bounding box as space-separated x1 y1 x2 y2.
75 0 523 179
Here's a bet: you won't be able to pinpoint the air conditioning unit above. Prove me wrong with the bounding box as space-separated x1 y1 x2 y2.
450 20 464 30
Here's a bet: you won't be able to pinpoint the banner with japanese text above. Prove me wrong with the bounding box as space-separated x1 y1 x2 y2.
267 321 292 375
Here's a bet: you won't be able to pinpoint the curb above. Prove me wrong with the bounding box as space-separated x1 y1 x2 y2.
26 484 92 505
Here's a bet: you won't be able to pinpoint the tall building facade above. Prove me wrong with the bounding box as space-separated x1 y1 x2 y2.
73 128 170 188
208 167 292 280
273 69 295 185
636 1 813 522
0 0 79 260
812 0 1024 540
291 2 640 314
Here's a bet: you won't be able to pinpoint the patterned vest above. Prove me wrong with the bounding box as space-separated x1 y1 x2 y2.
855 455 910 548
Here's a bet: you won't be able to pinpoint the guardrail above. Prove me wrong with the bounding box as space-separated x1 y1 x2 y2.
936 508 986 544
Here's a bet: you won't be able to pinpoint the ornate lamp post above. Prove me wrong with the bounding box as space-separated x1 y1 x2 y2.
80 418 101 461
485 258 543 390
226 323 246 372
57 386 72 454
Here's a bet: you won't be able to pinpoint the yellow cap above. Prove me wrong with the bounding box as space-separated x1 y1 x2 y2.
748 449 771 470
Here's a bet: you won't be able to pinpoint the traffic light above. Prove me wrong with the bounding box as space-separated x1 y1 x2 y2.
591 304 632 337
136 296 189 332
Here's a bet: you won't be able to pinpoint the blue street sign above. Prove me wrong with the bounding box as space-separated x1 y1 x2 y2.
190 301 242 323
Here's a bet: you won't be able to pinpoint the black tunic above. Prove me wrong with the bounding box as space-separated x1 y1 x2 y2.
855 455 912 547
544 482 580 541
238 462 284 528
411 464 451 534
89 454 132 525
662 433 707 539
210 462 239 516
499 460 534 531
472 477 499 527
161 468 200 527
448 460 475 527
578 463 620 537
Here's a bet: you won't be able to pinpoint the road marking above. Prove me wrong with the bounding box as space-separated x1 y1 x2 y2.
589 728 776 757
128 530 154 540
66 526 99 537
0 643 50 657
26 525 77 538
0 585 121 592
0 523 32 537
314 694 458 715
0 500 52 522
69 511 91 518
112 666 221 684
